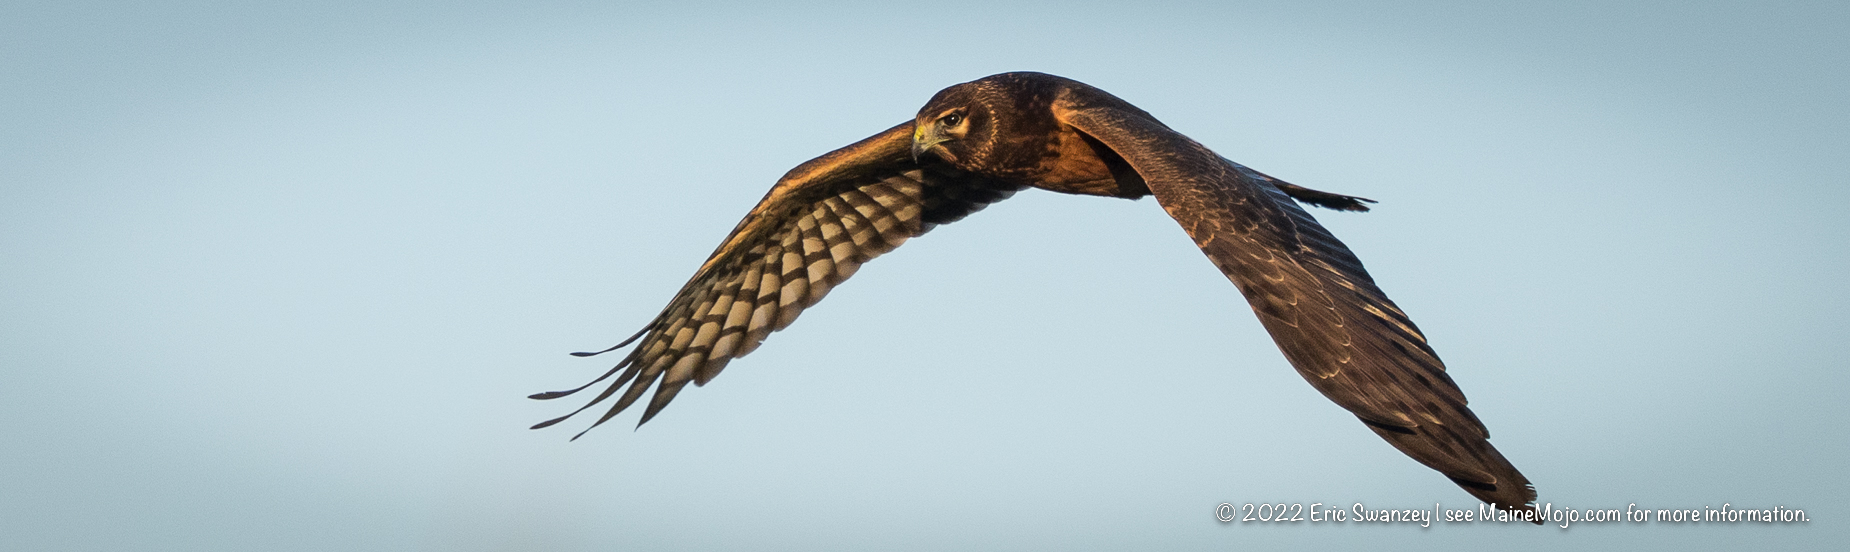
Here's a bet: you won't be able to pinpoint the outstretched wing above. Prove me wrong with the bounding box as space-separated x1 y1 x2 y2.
1058 104 1537 512
532 122 1025 437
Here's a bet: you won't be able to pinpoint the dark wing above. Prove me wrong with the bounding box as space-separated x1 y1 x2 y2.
532 122 1025 437
1058 104 1537 513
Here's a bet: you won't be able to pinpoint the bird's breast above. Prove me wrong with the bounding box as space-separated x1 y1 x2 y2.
1030 125 1150 199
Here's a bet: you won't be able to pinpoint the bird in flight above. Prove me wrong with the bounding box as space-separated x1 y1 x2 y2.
531 72 1537 513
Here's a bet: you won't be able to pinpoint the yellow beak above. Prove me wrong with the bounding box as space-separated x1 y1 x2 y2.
911 124 947 163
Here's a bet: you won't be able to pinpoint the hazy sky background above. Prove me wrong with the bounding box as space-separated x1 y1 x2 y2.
3 1 1845 550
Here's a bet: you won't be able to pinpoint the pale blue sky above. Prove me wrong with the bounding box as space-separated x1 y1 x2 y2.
3 1 1845 550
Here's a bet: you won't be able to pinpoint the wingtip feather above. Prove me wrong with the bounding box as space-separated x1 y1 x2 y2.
530 414 573 430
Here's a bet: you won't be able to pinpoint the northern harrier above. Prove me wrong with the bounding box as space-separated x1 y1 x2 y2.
532 72 1538 513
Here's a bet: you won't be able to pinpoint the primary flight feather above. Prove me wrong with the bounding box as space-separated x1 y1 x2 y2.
531 72 1537 514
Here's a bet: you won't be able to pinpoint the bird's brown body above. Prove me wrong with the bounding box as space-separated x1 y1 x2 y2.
1021 124 1139 196
533 72 1538 516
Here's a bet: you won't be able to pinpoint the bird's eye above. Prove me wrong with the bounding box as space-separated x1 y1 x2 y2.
941 113 963 126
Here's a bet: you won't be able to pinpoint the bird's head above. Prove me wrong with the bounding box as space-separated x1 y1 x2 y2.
910 72 1067 179
910 86 985 166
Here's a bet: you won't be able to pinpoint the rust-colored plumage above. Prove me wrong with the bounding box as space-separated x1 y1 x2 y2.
533 72 1537 516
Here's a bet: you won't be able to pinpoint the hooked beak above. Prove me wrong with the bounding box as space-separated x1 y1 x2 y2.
911 124 948 163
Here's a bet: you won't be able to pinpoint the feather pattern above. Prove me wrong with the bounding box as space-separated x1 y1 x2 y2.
531 122 1022 437
1058 101 1534 513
